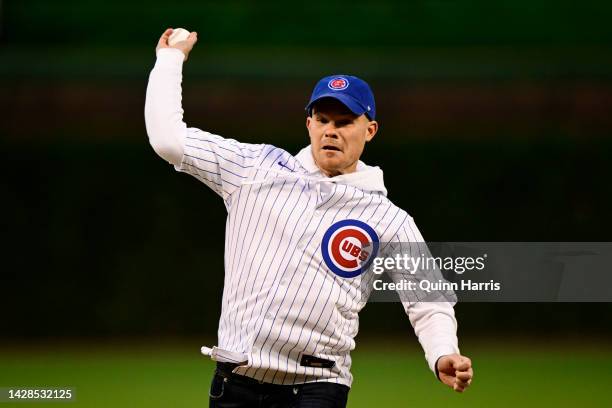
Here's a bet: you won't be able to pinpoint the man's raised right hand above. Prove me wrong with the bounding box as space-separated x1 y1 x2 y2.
155 28 198 61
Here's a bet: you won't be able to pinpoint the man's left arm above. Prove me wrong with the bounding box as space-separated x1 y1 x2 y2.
393 216 474 392
406 301 473 392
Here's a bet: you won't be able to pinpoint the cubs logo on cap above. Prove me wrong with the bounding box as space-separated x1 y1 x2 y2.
321 219 379 278
328 77 349 91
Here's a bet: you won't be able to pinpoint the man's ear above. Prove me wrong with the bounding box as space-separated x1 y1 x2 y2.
306 116 311 130
365 120 378 142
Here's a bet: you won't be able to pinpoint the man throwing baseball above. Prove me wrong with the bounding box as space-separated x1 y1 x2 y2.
145 28 473 408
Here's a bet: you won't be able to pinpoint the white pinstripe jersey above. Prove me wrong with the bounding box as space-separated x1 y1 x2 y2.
175 130 451 387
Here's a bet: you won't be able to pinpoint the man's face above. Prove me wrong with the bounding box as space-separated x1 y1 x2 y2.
306 98 378 177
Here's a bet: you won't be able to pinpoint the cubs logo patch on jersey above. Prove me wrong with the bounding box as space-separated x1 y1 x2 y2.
321 219 379 278
327 77 349 91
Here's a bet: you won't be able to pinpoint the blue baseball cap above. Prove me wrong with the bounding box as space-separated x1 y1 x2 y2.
305 75 376 120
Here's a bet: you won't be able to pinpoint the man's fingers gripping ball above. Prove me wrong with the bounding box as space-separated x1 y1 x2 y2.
155 28 198 61
156 28 173 51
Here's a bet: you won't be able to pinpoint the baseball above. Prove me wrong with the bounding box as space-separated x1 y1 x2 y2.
168 28 190 46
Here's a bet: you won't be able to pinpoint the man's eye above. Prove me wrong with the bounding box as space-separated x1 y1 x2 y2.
318 117 328 123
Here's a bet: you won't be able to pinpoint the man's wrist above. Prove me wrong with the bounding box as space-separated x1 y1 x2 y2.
434 356 443 381
155 48 186 66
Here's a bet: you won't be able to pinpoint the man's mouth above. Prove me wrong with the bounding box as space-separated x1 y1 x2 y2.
322 145 342 152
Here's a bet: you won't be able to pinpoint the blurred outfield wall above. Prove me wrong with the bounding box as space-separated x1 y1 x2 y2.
1 1 611 338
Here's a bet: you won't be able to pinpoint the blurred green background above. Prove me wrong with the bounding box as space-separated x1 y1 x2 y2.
3 339 612 407
1 1 611 406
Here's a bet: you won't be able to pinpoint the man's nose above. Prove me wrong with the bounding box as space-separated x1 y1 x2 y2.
323 125 339 139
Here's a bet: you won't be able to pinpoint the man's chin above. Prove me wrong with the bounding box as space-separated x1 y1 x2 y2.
317 160 345 176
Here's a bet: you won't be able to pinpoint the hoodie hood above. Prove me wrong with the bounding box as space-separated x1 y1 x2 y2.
295 145 387 196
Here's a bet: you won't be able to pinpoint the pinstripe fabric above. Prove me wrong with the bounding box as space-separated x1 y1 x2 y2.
174 129 449 387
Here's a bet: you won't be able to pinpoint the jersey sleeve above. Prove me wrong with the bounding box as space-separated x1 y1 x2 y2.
389 216 460 376
144 47 265 200
175 128 265 200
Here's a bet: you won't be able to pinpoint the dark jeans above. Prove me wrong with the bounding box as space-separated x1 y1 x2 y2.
209 363 350 408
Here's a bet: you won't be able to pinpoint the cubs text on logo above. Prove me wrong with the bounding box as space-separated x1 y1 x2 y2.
327 77 349 91
321 219 379 278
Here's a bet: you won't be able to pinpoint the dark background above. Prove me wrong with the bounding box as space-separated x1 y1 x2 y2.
1 0 611 341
